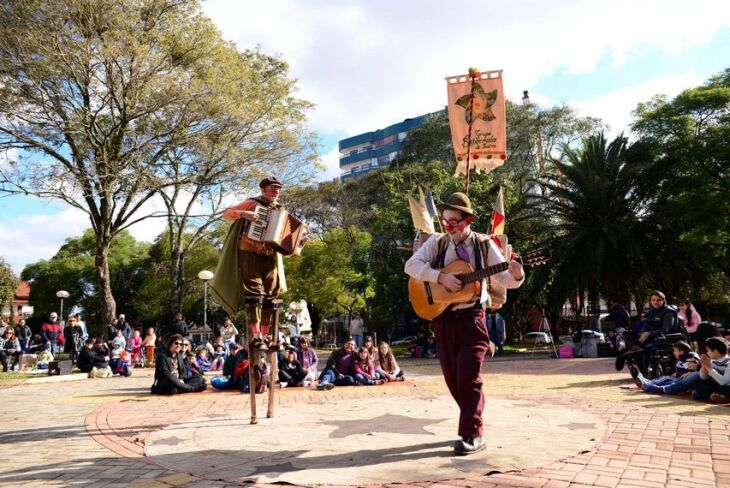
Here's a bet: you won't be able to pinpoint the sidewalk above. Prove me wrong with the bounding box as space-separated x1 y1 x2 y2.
0 358 728 487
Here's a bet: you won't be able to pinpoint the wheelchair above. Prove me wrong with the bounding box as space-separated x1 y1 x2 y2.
624 333 687 380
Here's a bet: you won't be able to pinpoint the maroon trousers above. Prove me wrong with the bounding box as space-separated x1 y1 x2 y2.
432 307 490 438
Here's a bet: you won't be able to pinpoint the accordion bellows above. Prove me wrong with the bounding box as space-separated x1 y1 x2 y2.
247 205 307 256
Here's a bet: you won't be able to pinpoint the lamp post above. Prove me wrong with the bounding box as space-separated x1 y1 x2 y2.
197 270 214 336
56 290 69 327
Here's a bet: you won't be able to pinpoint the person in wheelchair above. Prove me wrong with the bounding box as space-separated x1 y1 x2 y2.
621 291 686 378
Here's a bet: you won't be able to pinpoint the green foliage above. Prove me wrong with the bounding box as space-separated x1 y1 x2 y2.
21 230 149 335
131 229 221 328
285 227 372 319
0 257 19 312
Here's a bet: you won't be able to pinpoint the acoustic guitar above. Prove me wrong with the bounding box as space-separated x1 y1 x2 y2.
408 248 551 320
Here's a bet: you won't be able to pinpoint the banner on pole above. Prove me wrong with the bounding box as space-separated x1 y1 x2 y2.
446 69 506 176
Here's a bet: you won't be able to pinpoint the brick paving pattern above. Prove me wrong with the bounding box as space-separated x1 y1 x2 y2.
0 357 728 487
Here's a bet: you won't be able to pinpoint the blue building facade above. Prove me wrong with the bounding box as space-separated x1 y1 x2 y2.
339 111 441 181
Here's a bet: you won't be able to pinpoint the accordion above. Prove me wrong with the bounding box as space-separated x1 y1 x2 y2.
247 205 307 256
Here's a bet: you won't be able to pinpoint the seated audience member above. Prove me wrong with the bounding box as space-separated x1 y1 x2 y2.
296 336 319 386
150 334 206 395
635 341 700 394
252 353 269 394
94 338 109 356
0 328 21 371
678 299 702 343
141 328 157 367
28 334 45 354
317 338 357 390
111 330 126 350
695 322 722 355
77 338 109 373
186 352 203 376
692 337 730 403
129 329 143 365
353 346 383 385
196 348 212 372
212 343 249 391
36 342 54 369
211 344 226 371
278 347 306 387
376 342 405 381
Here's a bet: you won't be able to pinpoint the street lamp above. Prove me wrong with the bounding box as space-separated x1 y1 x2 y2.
56 290 69 327
521 90 530 106
197 270 214 335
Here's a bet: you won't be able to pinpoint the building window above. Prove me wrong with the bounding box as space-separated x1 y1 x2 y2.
373 134 396 148
377 155 390 165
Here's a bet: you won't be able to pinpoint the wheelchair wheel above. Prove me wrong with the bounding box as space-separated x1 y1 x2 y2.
647 358 664 380
628 363 639 379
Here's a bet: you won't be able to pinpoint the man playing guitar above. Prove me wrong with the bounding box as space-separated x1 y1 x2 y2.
404 192 524 456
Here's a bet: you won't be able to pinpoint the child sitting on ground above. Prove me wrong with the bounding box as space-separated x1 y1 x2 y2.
354 346 384 385
211 345 226 371
692 337 730 404
636 341 699 394
36 342 54 369
252 353 269 394
196 348 212 372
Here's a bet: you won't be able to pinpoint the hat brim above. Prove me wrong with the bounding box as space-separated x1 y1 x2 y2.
436 203 477 218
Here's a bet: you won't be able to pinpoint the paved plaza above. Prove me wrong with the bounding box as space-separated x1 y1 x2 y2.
1 356 729 488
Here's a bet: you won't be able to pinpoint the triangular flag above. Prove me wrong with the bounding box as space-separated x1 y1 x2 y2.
418 186 427 210
408 195 435 234
490 187 505 240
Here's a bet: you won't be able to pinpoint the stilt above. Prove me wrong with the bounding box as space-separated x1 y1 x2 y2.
248 340 257 424
265 299 283 418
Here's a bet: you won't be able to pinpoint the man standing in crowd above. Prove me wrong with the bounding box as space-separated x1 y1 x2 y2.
41 312 62 355
350 312 365 349
170 312 189 339
405 192 524 455
486 311 506 357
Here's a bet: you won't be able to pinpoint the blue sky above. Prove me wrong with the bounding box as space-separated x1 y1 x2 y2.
1 0 730 273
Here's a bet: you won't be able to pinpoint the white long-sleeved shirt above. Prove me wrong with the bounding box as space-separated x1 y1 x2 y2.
404 232 524 310
700 354 730 386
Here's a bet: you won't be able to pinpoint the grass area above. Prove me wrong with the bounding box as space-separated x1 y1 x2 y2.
0 371 28 380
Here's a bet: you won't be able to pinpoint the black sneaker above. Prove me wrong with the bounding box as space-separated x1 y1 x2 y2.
454 436 486 455
316 382 334 391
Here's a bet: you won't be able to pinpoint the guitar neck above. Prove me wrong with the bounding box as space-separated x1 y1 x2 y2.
457 262 509 284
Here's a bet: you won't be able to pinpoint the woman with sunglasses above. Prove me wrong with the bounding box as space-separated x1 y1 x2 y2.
151 334 206 395
405 192 524 456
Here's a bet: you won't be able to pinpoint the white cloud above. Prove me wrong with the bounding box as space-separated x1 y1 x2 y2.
202 0 730 136
0 206 90 273
571 73 705 136
320 146 342 182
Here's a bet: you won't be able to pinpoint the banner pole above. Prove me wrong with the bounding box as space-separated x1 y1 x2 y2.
464 68 480 196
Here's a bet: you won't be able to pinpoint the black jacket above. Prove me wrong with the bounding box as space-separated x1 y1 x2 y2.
170 320 188 338
78 346 108 373
153 350 194 393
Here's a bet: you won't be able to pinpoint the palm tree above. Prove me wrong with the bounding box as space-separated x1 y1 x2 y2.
522 132 693 315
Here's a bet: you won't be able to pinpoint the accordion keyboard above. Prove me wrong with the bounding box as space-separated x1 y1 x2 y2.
248 205 270 241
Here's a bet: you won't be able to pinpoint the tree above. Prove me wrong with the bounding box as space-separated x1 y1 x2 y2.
0 257 19 316
21 230 149 335
631 68 730 319
0 0 316 324
522 133 702 317
285 228 373 326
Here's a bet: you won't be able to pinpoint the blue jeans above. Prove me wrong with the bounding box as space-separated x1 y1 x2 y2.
320 368 354 386
659 371 701 394
354 373 375 385
352 335 363 348
692 378 730 400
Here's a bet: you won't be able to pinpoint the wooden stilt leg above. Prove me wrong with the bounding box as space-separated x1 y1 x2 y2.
266 299 283 418
249 340 257 424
